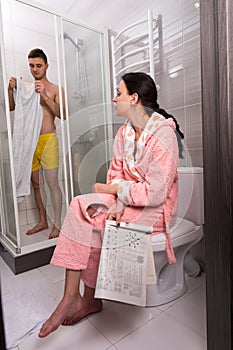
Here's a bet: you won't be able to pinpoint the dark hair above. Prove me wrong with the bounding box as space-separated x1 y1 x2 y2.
28 48 47 64
121 72 184 158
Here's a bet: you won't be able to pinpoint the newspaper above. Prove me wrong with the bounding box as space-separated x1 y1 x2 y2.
94 220 157 306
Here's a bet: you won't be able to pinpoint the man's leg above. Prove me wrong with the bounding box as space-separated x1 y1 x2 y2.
26 169 48 235
44 168 62 239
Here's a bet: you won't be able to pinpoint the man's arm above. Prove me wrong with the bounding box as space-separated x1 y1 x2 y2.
54 86 66 119
8 77 17 111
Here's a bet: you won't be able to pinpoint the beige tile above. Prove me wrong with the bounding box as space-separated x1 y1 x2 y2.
25 194 37 210
164 285 207 338
183 35 201 64
155 70 185 111
88 300 161 344
168 107 185 136
38 264 65 284
17 319 111 350
26 209 39 225
18 210 27 226
187 149 203 167
18 200 26 211
184 60 202 106
115 312 206 350
185 103 203 149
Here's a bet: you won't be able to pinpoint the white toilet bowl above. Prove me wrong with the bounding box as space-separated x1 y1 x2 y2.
146 167 204 306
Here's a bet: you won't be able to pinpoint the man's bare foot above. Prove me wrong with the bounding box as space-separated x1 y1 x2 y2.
38 295 102 338
48 225 60 239
26 222 48 235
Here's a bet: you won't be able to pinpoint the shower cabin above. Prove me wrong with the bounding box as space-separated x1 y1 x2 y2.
0 0 112 273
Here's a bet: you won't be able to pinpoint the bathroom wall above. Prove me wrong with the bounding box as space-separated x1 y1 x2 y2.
150 0 204 263
109 1 202 167
151 0 202 167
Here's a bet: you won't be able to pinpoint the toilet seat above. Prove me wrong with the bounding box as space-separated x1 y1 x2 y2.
152 217 203 251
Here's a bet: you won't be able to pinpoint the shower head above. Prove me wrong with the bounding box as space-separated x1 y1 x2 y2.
63 32 83 51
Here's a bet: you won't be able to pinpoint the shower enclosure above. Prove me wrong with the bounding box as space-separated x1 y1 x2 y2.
0 0 111 273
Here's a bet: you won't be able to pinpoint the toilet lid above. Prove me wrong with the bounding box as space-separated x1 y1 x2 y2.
152 217 196 247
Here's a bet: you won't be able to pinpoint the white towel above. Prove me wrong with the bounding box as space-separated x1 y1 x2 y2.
13 78 43 199
1 273 59 348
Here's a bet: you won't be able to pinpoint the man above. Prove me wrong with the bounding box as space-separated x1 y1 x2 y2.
8 48 65 239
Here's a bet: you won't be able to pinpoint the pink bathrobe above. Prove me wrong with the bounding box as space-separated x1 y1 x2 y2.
51 115 179 288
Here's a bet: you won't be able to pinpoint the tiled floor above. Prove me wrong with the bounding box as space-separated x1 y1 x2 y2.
0 256 207 350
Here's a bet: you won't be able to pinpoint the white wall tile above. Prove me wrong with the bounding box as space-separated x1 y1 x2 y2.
18 210 27 226
26 208 39 225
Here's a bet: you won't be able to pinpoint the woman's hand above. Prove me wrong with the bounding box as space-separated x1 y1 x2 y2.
107 198 125 226
92 183 117 195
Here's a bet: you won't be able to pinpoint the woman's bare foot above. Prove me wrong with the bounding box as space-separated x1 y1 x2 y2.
62 295 103 325
38 295 102 338
26 222 48 235
49 225 60 239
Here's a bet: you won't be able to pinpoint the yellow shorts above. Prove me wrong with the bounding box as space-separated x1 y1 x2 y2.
32 133 59 172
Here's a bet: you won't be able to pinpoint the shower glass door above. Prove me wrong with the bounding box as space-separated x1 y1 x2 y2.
62 20 110 197
0 0 69 253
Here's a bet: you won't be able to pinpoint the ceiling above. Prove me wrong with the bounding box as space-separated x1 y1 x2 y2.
32 0 162 32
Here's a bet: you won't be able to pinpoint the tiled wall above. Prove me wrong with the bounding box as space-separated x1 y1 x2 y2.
110 1 202 167
153 0 202 167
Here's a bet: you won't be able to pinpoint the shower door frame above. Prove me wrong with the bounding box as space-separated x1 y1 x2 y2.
0 2 21 254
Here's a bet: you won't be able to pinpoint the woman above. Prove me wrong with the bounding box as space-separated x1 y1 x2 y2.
38 72 184 338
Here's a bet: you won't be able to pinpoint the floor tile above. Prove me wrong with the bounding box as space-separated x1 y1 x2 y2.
0 258 47 295
157 273 205 311
39 264 65 283
1 256 207 350
0 257 16 293
53 280 65 300
164 285 206 338
17 318 111 350
115 312 207 350
88 299 161 344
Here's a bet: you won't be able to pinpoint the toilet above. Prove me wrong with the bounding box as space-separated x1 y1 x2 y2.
146 166 204 306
